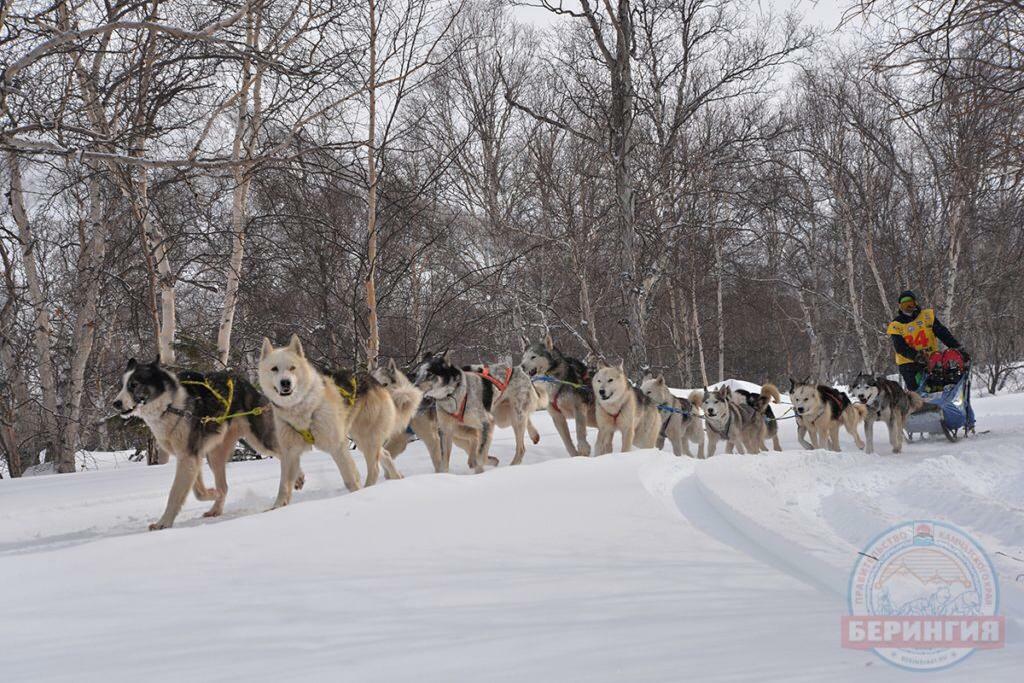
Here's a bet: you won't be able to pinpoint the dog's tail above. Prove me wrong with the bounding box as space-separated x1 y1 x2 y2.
688 389 703 409
907 391 925 413
760 383 781 404
848 402 868 422
389 385 423 436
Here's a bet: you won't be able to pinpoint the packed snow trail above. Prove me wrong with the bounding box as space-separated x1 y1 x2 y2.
1 391 1022 681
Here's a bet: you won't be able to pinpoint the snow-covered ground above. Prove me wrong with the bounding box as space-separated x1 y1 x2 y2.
2 388 1023 681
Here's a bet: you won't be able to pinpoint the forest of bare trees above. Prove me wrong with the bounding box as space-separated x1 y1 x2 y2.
1 0 1022 476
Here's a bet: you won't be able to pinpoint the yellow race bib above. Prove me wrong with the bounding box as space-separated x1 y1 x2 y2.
887 308 938 364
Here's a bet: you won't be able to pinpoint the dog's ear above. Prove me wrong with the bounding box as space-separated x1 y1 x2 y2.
520 334 531 348
261 337 274 360
150 354 161 367
616 359 625 372
789 377 796 393
441 349 452 364
126 358 137 372
387 358 398 373
287 334 304 358
544 333 554 351
656 374 665 385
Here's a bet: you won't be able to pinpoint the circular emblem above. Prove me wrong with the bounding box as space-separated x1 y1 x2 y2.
844 521 1003 671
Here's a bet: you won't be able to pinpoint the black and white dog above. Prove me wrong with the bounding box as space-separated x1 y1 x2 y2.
113 357 288 530
414 352 498 473
850 372 924 454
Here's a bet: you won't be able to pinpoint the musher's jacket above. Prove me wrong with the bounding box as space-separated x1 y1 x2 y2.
887 307 960 365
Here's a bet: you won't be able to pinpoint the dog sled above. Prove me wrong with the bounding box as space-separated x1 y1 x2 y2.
905 349 976 442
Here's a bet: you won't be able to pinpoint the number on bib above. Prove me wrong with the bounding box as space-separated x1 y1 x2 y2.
904 330 929 349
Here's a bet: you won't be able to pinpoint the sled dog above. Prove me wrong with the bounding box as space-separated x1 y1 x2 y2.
788 379 867 451
371 360 445 472
639 375 704 458
733 384 783 451
591 362 661 455
113 357 290 530
702 384 775 455
519 335 597 457
258 335 403 508
415 352 496 473
461 361 544 465
850 372 924 454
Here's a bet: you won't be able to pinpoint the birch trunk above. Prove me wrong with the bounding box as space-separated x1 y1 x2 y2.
216 6 262 367
58 172 109 473
8 152 60 464
842 216 872 370
364 0 380 368
713 237 725 383
862 225 890 318
691 269 709 387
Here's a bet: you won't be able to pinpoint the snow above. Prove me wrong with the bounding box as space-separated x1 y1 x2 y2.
1 387 1023 681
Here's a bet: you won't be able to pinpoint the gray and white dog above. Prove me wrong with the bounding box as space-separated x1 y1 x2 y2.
113 358 289 530
732 384 783 452
701 385 774 455
415 351 497 473
461 361 544 465
640 375 705 458
850 372 924 454
519 335 597 457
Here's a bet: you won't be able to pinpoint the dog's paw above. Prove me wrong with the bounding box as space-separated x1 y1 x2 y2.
577 445 591 457
148 521 170 531
294 473 306 491
202 508 222 518
530 432 540 444
486 455 499 466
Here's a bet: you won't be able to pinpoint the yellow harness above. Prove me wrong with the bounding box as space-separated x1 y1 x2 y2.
179 377 264 425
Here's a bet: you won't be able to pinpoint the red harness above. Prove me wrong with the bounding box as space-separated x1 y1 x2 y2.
551 391 562 415
473 365 514 393
450 391 469 423
604 405 624 425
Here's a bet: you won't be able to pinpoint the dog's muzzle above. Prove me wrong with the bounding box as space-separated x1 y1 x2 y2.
278 379 293 397
113 399 135 418
796 406 806 415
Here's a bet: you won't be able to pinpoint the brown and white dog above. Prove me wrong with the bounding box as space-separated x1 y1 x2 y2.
591 362 661 455
788 379 867 452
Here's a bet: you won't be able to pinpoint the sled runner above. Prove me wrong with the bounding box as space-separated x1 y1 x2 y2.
905 349 976 442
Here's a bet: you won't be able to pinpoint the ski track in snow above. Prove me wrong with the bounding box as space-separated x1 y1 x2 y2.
1 389 1023 681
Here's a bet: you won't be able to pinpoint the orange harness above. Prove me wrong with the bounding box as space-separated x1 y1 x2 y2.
473 365 514 393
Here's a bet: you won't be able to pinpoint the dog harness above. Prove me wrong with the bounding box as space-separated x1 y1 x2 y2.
706 413 732 439
179 377 265 425
473 366 514 393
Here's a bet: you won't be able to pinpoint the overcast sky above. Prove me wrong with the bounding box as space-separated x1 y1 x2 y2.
510 0 858 35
